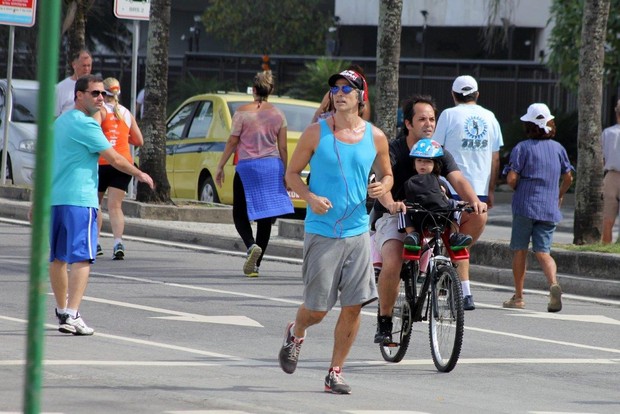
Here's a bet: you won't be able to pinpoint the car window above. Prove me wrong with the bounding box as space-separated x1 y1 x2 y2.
228 102 315 133
12 87 37 123
186 100 213 138
166 102 197 141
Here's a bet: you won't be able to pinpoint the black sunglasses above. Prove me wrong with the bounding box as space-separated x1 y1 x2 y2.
82 89 107 98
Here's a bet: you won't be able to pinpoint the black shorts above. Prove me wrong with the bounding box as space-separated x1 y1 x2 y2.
98 164 132 193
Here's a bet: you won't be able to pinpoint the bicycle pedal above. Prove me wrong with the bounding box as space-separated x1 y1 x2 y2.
384 341 399 348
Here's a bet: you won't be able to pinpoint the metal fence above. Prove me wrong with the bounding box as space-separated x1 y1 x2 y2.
178 53 594 125
3 50 617 125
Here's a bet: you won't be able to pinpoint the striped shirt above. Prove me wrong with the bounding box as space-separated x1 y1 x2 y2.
507 139 573 223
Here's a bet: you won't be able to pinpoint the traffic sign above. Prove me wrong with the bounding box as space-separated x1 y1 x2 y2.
0 0 37 27
114 0 150 21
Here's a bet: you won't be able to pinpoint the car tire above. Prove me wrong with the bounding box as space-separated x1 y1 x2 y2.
198 175 220 203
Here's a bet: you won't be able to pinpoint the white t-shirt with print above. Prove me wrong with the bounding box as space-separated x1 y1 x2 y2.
434 103 503 196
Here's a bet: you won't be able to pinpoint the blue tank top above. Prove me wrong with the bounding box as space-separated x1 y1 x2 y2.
305 119 376 238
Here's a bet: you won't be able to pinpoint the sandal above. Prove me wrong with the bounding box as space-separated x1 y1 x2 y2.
503 295 525 309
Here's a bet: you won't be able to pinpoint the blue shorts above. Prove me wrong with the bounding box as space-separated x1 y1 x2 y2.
50 205 98 264
509 214 556 253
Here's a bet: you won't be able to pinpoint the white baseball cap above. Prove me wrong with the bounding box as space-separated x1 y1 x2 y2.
452 75 478 96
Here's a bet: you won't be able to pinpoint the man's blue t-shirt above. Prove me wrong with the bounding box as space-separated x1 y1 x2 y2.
51 110 112 208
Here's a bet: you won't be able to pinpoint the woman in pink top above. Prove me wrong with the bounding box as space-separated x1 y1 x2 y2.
216 71 293 277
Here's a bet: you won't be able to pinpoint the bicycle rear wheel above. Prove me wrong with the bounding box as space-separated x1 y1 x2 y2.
380 266 414 363
428 264 464 372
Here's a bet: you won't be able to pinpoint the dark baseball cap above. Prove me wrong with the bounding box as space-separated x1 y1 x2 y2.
328 70 364 90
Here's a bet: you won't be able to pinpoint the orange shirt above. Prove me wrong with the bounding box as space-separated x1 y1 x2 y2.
99 103 132 165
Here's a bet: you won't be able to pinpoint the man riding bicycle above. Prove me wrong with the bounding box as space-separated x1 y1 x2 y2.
372 95 487 345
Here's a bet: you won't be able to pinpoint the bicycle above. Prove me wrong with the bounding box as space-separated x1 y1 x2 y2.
378 202 472 372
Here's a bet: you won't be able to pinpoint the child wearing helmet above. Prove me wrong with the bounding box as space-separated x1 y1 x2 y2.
399 139 473 251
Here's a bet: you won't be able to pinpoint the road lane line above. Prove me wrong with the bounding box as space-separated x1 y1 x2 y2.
88 272 620 355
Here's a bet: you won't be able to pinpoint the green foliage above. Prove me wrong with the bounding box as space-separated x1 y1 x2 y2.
283 57 350 102
167 74 237 115
202 0 331 55
548 0 620 90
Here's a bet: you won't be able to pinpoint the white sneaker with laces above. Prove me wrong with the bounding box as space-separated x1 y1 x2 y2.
60 314 94 336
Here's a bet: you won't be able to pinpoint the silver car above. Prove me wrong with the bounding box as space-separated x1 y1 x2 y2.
0 79 38 185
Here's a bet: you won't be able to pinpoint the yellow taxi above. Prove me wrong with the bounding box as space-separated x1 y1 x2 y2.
165 92 319 212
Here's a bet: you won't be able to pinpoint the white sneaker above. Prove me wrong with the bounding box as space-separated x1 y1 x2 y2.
60 314 94 336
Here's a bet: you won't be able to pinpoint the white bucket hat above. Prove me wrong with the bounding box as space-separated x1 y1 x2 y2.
520 103 554 133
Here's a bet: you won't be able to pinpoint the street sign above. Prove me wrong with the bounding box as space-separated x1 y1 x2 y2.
0 0 37 27
114 0 150 21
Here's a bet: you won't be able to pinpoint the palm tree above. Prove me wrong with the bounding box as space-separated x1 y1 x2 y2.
375 0 403 139
573 0 610 244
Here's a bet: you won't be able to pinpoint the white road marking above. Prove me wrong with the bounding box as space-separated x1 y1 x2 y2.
165 411 253 414
89 273 620 355
0 360 218 367
57 293 263 327
0 314 243 361
344 411 430 414
511 313 620 325
353 358 620 366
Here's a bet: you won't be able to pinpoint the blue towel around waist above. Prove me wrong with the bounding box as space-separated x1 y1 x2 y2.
236 157 294 220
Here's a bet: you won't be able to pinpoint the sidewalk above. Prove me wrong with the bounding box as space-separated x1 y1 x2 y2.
1 186 619 300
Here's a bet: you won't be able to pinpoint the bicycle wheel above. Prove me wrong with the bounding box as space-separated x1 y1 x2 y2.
428 264 464 372
380 263 415 363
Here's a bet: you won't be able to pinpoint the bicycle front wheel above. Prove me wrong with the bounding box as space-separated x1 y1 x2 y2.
428 264 464 372
380 273 414 363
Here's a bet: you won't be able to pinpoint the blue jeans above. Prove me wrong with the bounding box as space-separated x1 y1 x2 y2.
509 214 556 253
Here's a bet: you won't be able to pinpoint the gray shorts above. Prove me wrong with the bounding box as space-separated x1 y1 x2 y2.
302 233 378 311
374 213 405 250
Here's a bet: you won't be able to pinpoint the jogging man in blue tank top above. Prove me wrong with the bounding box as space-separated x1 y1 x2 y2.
278 70 393 394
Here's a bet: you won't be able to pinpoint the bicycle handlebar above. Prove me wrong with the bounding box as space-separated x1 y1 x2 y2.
404 201 474 215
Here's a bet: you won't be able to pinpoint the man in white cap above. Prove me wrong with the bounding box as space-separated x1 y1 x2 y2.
601 99 620 244
433 75 504 310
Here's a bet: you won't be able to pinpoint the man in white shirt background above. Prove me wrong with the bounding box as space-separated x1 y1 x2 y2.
55 49 93 117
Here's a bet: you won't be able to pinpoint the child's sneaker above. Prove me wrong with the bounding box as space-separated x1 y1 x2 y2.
449 232 472 250
403 232 420 251
324 367 351 394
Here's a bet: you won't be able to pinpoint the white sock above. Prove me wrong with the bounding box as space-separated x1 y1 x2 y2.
114 238 123 245
56 307 66 314
461 281 471 296
66 308 78 318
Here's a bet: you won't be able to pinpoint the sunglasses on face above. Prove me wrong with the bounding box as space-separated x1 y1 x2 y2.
330 85 355 95
83 89 107 98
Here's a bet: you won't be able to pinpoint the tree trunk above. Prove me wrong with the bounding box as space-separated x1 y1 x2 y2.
63 0 88 76
573 0 610 244
375 0 402 140
136 0 172 203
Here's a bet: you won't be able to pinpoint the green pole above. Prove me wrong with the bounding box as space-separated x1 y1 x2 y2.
23 1 61 412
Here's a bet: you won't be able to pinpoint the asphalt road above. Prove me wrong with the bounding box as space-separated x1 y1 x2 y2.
1 221 619 414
